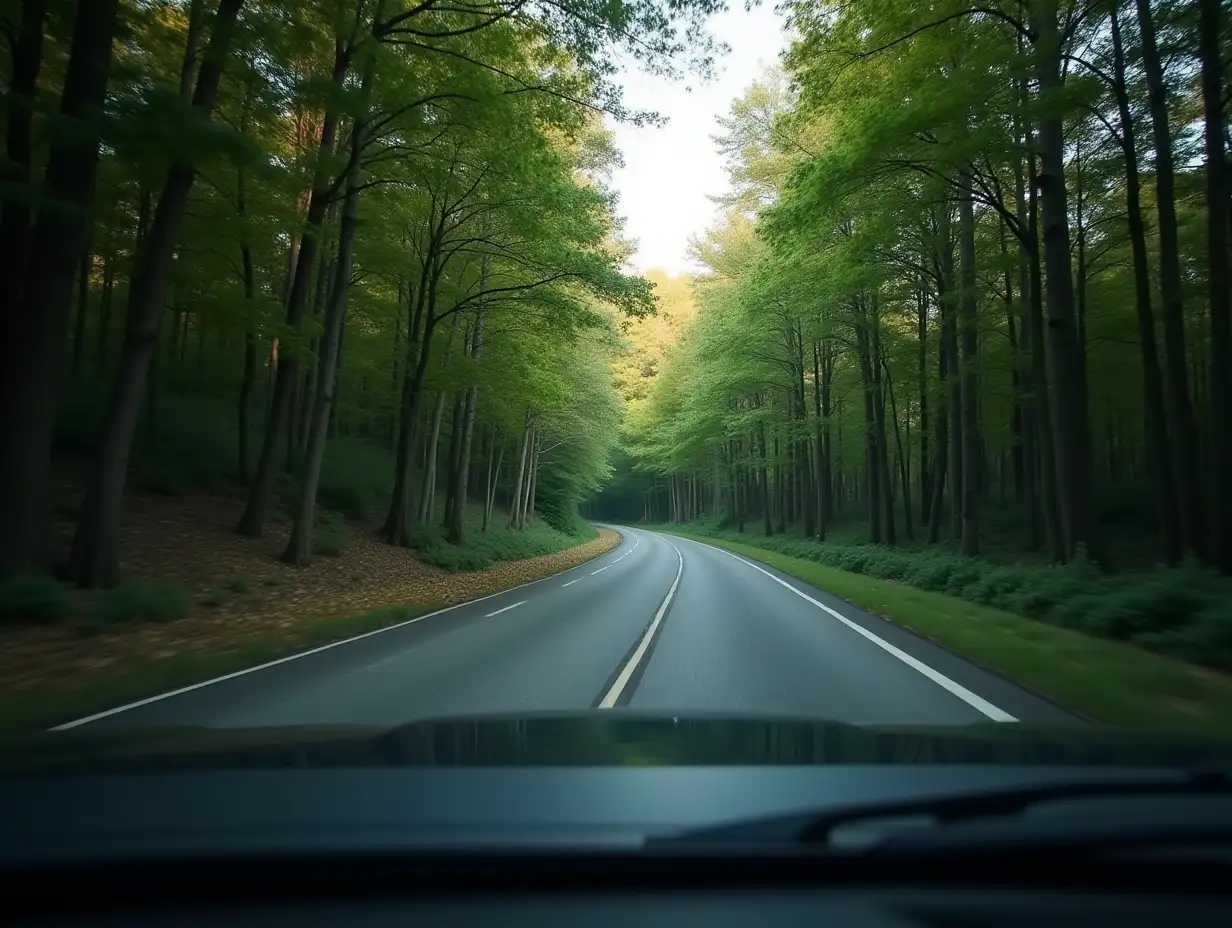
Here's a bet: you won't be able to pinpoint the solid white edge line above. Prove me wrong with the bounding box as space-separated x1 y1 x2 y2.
484 600 526 617
597 536 684 709
50 526 637 732
669 534 1017 724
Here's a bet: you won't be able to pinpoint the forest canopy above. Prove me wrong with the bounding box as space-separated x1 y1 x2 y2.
597 0 1232 585
0 0 723 588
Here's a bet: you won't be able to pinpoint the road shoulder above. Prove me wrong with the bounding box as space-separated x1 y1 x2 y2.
654 528 1232 734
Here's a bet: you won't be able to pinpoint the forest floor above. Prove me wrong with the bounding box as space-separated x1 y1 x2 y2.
0 461 618 733
657 528 1232 735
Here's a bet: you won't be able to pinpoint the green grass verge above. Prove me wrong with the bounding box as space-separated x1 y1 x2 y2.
0 602 444 736
660 529 1232 736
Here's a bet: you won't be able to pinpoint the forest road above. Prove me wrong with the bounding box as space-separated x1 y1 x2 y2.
58 527 1076 731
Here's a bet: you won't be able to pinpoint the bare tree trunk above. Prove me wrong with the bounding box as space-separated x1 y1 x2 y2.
1031 1 1107 566
958 174 982 557
0 0 116 579
283 92 368 565
1109 4 1179 563
926 308 950 545
508 415 532 530
484 428 503 532
1134 0 1205 557
70 0 245 587
1199 0 1232 570
240 36 351 538
448 305 485 544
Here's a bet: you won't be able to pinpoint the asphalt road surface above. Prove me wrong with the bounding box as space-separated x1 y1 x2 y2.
59 527 1075 731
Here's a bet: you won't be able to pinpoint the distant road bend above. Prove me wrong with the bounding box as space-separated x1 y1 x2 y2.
57 528 1074 731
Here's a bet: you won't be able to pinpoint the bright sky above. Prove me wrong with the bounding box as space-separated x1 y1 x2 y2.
606 4 787 276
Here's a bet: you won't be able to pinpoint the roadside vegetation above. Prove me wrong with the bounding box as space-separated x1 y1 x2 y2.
594 0 1232 716
658 527 1232 734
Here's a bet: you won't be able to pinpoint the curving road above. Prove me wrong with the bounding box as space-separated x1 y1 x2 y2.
58 527 1075 731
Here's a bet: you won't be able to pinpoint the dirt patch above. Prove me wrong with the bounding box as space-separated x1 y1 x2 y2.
3 471 620 703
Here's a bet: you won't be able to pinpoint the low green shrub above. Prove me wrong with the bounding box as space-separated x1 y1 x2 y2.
93 580 192 625
0 574 78 624
662 521 1232 674
312 510 349 558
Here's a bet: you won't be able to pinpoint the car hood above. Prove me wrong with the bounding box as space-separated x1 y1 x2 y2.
3 712 1232 773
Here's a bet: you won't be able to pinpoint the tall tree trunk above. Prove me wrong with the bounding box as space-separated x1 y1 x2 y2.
239 36 351 538
283 93 369 566
524 431 539 525
856 313 883 544
1135 0 1206 557
757 414 772 536
69 0 245 587
871 312 896 544
916 287 931 522
1199 0 1232 571
1023 126 1064 561
1032 2 1107 566
484 428 503 532
885 353 913 540
1109 4 1180 563
508 415 532 530
812 340 829 539
958 175 982 557
419 313 461 523
0 0 46 322
448 301 485 544
926 305 950 545
0 0 117 579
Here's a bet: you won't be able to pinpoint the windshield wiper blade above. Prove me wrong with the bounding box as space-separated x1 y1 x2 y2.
651 767 1232 849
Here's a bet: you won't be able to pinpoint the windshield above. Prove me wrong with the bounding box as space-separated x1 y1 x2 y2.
1 0 1230 763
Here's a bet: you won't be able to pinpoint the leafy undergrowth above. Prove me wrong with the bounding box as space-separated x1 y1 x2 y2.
0 469 617 733
658 521 1232 675
408 516 598 573
658 528 1232 735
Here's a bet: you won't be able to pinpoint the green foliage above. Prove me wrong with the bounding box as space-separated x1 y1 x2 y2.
0 575 79 624
93 580 193 626
318 439 396 521
412 507 592 573
668 524 1232 673
312 512 349 558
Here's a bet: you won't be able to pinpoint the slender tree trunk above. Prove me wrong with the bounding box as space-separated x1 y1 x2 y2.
1134 0 1205 557
240 37 350 538
1032 2 1107 566
283 89 370 566
926 308 950 545
885 356 913 541
484 428 503 532
1023 131 1064 561
1199 0 1232 571
70 0 246 587
916 288 931 523
508 415 532 530
958 174 982 557
419 313 461 523
757 414 772 536
0 0 118 579
1110 4 1180 563
448 298 486 543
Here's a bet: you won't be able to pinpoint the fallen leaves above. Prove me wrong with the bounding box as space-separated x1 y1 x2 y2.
1 473 620 707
